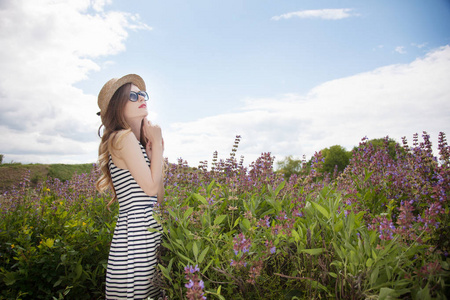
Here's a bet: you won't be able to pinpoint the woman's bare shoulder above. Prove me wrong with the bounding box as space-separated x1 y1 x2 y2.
110 129 137 156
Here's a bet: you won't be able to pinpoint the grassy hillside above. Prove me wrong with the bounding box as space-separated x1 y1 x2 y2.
0 163 94 192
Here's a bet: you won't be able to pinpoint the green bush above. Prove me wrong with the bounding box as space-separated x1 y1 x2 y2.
0 173 116 300
155 181 449 299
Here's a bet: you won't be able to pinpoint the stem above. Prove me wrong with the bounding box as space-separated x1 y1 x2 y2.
200 272 232 285
274 272 316 282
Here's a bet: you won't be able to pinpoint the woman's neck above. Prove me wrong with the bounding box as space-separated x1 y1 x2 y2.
128 119 142 141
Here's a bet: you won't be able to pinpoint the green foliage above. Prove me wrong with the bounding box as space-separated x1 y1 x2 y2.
0 187 116 299
276 155 304 179
156 179 449 299
321 145 351 174
277 145 352 179
278 139 403 180
353 137 404 160
47 164 94 182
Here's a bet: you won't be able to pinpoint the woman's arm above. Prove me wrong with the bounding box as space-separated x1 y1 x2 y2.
148 137 165 204
113 132 163 196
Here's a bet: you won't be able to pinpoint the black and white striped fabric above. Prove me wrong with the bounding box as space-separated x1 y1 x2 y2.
105 142 162 300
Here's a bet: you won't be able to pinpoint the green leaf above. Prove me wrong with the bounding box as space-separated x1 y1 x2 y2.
334 220 343 232
203 259 213 273
291 229 300 242
356 211 365 223
330 261 343 269
147 227 160 233
308 279 329 293
167 257 174 272
364 168 374 182
177 252 195 265
45 238 55 248
163 226 169 235
206 180 215 195
193 193 208 205
3 272 17 286
261 208 275 218
168 209 177 220
205 288 226 300
162 240 174 251
242 218 251 230
171 240 184 251
184 207 194 220
366 258 373 268
53 278 62 287
297 225 304 238
193 242 199 261
328 272 337 278
301 248 323 255
214 215 227 226
74 261 83 281
183 228 193 239
378 287 396 300
370 266 379 286
60 254 67 263
198 246 210 264
386 265 392 280
348 212 355 233
158 264 172 282
350 250 357 264
274 181 286 196
311 202 329 219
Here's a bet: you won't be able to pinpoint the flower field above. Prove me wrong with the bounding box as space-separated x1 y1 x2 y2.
1 132 449 299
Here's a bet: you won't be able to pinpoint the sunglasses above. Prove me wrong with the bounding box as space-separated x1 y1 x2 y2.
129 91 149 102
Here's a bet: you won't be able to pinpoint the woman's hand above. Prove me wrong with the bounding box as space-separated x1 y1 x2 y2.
143 118 163 146
146 138 164 157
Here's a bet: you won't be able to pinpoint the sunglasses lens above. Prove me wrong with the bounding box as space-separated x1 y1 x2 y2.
129 92 138 102
139 91 149 101
129 91 149 101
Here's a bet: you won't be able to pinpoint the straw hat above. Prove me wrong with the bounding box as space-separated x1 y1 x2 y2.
97 74 146 118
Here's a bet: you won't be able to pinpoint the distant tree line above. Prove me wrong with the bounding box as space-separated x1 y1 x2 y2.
277 138 403 179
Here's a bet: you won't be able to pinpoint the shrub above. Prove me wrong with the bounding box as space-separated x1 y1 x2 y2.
0 170 116 299
155 133 449 299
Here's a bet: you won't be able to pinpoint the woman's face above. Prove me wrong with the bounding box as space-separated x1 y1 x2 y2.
123 84 148 122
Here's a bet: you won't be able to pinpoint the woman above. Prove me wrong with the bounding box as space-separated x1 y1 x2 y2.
96 74 164 299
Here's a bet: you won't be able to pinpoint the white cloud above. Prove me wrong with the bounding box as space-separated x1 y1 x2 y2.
272 8 358 21
163 46 450 167
412 42 428 49
395 46 407 54
0 0 151 163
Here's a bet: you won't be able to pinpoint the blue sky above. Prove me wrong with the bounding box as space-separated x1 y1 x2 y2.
82 0 450 122
1 0 449 167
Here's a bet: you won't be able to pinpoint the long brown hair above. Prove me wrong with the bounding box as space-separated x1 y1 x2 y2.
96 83 149 205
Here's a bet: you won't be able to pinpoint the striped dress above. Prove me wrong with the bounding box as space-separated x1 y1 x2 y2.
105 142 162 300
